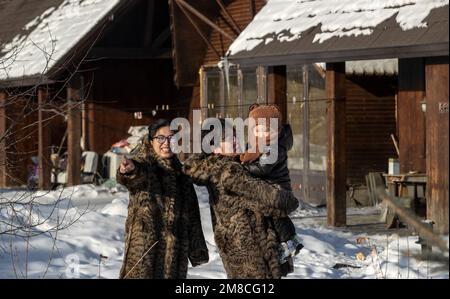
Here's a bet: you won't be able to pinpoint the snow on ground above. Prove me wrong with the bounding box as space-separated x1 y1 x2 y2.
0 184 448 279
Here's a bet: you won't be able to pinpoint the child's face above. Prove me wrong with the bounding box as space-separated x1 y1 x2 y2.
252 124 278 144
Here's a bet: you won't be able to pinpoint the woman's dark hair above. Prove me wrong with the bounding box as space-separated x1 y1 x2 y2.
148 119 171 140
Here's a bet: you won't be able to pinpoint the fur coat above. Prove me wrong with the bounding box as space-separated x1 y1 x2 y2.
183 153 298 279
117 138 208 279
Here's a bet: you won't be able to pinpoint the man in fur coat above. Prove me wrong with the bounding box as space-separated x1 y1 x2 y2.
182 122 299 279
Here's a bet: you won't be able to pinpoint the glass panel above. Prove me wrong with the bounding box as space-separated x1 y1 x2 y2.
224 72 239 118
286 65 305 170
308 65 327 171
206 73 222 118
241 69 258 117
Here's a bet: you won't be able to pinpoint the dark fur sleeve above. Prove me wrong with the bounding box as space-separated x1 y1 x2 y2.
182 154 211 185
184 178 209 266
220 163 298 216
116 160 149 192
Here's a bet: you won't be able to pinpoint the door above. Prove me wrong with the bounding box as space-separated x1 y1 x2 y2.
287 64 328 206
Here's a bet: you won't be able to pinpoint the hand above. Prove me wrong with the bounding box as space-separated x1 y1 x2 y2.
119 157 135 174
276 190 300 213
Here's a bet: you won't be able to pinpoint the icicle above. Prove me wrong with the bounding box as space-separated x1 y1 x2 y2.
218 56 231 102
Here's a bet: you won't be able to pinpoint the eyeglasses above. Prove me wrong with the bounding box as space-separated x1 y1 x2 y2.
152 135 174 144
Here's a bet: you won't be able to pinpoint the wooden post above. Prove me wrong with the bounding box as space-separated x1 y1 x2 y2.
38 88 51 190
87 101 96 153
425 56 449 234
67 81 82 186
267 66 287 124
326 62 347 227
0 90 8 187
398 58 426 173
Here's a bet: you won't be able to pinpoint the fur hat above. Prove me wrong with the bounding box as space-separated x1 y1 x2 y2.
240 104 283 164
248 104 282 132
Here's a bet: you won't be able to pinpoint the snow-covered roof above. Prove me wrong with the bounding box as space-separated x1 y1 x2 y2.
227 0 449 66
0 0 122 83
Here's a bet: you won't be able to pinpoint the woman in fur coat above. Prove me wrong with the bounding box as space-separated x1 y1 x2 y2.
117 119 209 279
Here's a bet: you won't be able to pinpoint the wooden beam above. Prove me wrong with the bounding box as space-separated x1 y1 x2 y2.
398 58 426 173
249 0 256 17
143 0 155 47
38 88 51 190
175 0 235 42
67 81 82 187
151 28 171 50
425 56 449 234
267 66 287 124
326 62 347 227
216 0 241 34
0 90 8 187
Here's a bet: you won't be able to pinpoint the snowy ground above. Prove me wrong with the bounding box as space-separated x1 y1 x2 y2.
0 184 448 279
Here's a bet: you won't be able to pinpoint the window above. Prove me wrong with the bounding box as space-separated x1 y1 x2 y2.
308 65 327 171
286 65 305 170
206 72 221 118
241 69 258 117
204 67 258 119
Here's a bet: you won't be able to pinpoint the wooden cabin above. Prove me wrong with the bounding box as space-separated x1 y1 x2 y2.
0 0 193 188
169 0 449 232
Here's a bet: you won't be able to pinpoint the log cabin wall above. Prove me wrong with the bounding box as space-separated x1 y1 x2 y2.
0 94 38 186
85 59 188 154
0 87 68 187
345 75 398 185
80 0 190 154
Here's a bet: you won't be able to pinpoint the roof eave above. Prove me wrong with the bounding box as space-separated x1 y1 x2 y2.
0 75 55 88
229 43 449 67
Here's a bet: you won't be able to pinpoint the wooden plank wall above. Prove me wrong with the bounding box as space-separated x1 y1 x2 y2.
345 75 397 185
0 95 39 187
85 59 187 153
87 103 155 154
425 56 449 234
398 58 426 173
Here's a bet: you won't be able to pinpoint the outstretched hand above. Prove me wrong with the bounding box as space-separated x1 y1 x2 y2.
119 157 135 174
